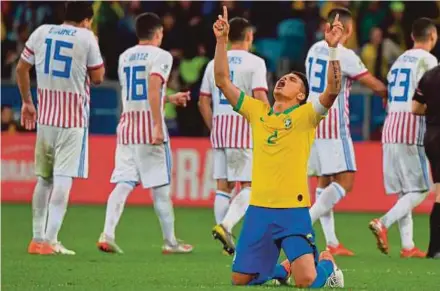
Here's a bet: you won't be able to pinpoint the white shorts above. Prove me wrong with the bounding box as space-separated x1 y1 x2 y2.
308 138 357 177
213 148 252 182
383 143 431 195
110 142 172 189
35 124 88 179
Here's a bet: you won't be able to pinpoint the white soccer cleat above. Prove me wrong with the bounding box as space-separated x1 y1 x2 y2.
162 239 193 254
52 242 76 255
325 265 344 288
97 233 124 254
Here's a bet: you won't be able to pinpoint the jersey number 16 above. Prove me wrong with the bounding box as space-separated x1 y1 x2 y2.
123 66 148 101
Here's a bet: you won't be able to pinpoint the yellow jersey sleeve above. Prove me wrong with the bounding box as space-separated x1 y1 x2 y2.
233 91 266 123
296 102 326 130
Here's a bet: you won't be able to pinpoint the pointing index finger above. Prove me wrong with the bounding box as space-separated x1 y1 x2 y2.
223 5 228 21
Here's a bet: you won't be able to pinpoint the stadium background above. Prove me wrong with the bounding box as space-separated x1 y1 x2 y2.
2 1 440 290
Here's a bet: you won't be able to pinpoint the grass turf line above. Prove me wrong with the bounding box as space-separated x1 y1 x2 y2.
1 204 438 290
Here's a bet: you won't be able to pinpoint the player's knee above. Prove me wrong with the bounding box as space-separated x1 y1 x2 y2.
227 182 236 192
240 181 251 189
334 175 354 192
231 272 253 285
294 273 316 288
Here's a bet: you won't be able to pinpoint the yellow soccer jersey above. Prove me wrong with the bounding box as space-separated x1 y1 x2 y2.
234 91 325 208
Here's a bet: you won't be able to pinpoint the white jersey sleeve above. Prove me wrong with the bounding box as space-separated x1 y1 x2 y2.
415 55 438 83
200 61 214 96
251 59 268 92
341 49 368 80
86 32 104 70
21 25 44 65
150 51 173 83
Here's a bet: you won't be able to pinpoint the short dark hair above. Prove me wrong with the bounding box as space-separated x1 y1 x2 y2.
135 13 162 40
229 17 253 42
328 7 352 24
412 18 436 42
65 2 94 23
292 71 309 105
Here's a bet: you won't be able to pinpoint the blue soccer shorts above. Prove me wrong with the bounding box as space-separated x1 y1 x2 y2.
232 206 318 277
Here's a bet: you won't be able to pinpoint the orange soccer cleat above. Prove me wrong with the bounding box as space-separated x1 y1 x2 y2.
38 242 56 255
326 244 355 256
28 240 42 254
369 218 389 254
400 247 426 258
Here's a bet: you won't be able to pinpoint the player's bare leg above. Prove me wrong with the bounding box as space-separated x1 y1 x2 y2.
98 182 135 254
212 180 235 254
311 173 355 256
152 184 193 254
42 175 75 255
216 181 251 255
28 177 53 254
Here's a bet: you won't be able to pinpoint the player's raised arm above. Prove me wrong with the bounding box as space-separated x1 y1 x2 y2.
213 6 241 108
319 15 344 109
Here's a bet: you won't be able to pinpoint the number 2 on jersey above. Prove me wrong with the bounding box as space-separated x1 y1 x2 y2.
388 68 410 103
307 57 327 93
44 38 73 78
219 70 234 105
123 66 147 101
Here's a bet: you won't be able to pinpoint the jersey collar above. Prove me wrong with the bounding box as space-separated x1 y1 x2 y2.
268 104 300 116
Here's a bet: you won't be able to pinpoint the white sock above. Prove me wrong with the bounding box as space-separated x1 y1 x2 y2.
316 188 339 247
103 182 134 239
380 192 427 229
45 175 72 243
152 184 177 245
222 187 251 232
214 191 231 224
398 212 415 250
32 177 53 241
310 182 346 224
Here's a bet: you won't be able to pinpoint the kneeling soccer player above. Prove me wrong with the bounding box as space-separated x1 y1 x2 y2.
212 6 344 288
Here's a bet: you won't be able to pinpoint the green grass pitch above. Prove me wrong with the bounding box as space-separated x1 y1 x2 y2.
1 204 439 290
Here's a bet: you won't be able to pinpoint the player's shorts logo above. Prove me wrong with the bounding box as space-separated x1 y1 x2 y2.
284 118 292 129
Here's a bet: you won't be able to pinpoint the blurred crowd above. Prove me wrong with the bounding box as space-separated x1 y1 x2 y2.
2 1 440 136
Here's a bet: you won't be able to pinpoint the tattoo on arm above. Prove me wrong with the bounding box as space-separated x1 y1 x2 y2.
318 60 341 108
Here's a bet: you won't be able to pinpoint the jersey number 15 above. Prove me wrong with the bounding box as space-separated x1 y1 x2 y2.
44 38 73 79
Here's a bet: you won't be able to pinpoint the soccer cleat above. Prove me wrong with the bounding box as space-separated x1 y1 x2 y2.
162 240 193 254
326 244 355 256
52 242 76 255
97 233 124 254
212 224 235 255
400 247 426 258
369 218 389 254
320 251 344 288
28 240 42 254
38 242 56 255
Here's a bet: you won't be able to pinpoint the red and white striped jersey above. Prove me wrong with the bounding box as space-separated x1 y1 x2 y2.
200 50 268 148
116 45 172 145
306 40 368 140
382 49 438 145
20 24 103 128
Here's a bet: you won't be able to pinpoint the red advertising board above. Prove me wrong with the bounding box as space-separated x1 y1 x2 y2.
1 134 435 213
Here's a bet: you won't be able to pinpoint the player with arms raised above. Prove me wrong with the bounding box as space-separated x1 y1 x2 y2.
214 6 344 288
306 7 387 256
198 17 269 255
17 2 105 255
369 18 438 257
97 13 193 254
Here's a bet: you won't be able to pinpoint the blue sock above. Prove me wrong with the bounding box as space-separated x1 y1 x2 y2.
310 260 334 288
272 264 288 280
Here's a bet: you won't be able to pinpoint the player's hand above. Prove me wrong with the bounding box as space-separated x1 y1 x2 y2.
213 6 229 40
152 124 164 145
168 91 191 107
324 13 344 48
20 100 37 130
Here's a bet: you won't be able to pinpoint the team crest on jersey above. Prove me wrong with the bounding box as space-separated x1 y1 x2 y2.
284 117 292 129
160 64 170 74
